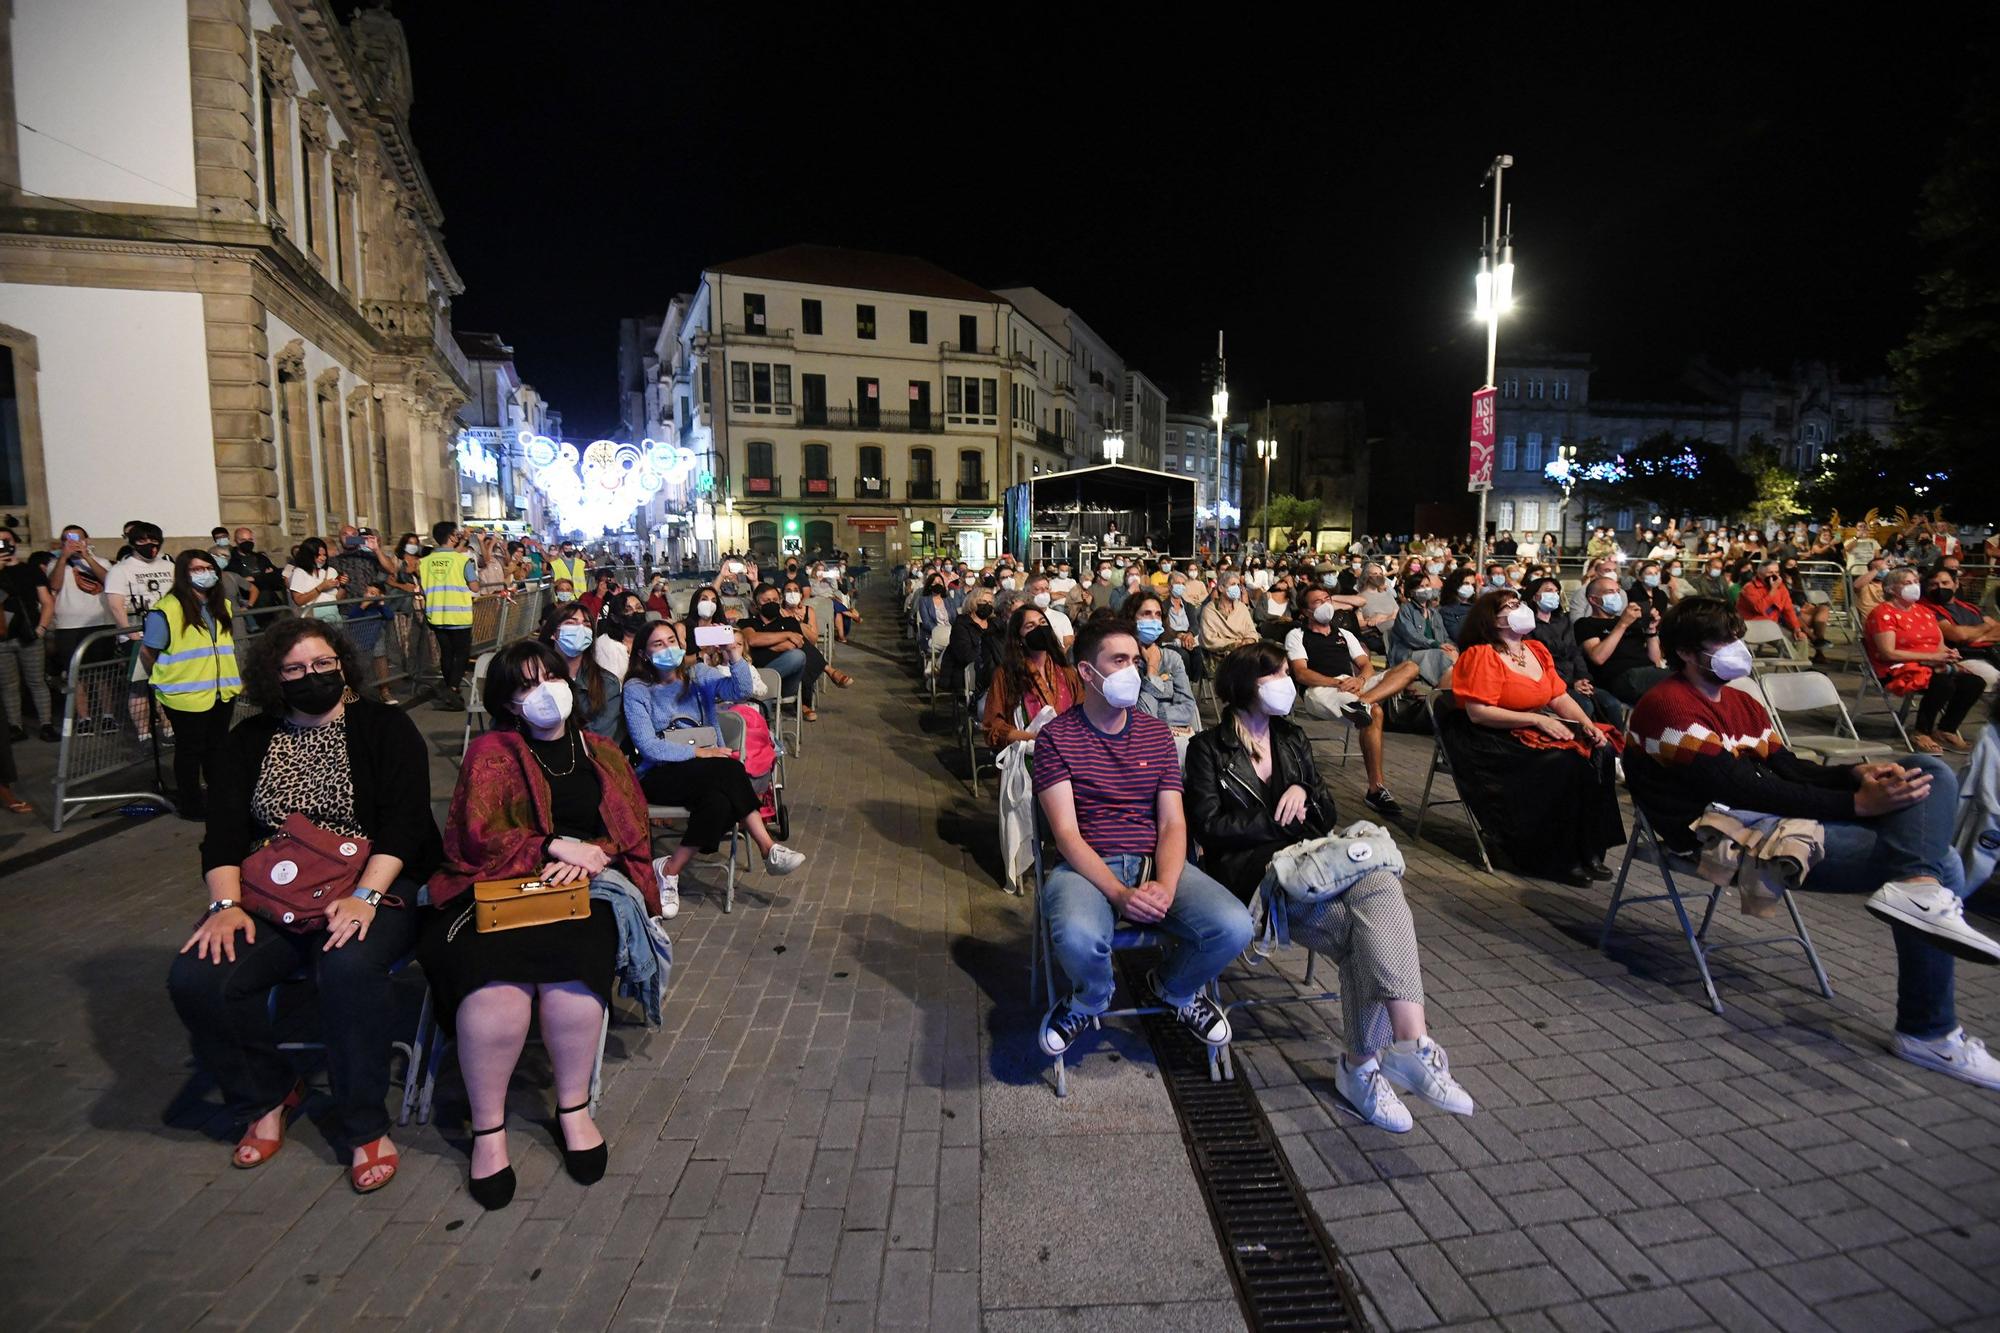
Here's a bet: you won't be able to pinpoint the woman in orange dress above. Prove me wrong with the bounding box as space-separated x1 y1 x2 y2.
1445 589 1625 885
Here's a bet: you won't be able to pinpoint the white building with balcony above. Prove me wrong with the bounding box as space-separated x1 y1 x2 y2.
669 245 1072 568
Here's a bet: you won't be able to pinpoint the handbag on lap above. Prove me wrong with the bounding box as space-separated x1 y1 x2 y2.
472 874 590 933
239 813 374 931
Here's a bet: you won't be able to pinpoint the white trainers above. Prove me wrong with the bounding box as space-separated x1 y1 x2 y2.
1891 1027 2000 1091
651 857 680 919
1378 1037 1477 1116
1334 1053 1413 1132
765 844 806 876
1866 882 2000 965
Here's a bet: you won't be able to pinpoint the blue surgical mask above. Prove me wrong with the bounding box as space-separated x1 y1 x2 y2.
1171 582 1187 599
555 624 594 658
1488 573 1507 587
1598 591 1627 615
1536 591 1560 612
190 570 219 590
1136 618 1166 645
651 645 686 672
1642 574 1661 588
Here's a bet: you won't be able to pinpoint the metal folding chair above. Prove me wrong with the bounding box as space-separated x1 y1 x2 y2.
647 783 742 914
759 665 805 757
962 664 999 797
1743 617 1810 673
1599 806 1834 1015
459 651 496 758
1027 813 1230 1097
1753 670 1901 764
1411 690 1496 873
1856 660 1917 750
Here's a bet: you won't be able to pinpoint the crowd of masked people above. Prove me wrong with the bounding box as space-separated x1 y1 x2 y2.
102 521 866 1207
902 520 2000 1130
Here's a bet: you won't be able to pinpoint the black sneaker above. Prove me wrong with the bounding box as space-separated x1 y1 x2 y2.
1364 786 1404 817
1339 698 1374 724
1148 971 1232 1047
1039 999 1098 1056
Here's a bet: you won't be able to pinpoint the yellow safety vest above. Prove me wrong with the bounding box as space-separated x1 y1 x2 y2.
420 549 474 626
150 596 241 712
551 555 589 588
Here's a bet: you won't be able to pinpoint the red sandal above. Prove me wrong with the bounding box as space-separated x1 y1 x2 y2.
232 1081 304 1169
349 1135 399 1194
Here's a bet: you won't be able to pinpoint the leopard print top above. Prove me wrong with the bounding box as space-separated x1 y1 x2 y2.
250 715 366 839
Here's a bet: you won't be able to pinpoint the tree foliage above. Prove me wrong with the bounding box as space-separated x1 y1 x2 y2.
1889 80 1999 520
1618 433 1756 521
1742 439 1802 527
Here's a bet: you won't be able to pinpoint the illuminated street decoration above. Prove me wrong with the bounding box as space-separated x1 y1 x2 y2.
518 430 698 535
455 433 500 484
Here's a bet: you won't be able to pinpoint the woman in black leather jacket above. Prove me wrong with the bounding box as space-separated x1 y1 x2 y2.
1184 643 1340 904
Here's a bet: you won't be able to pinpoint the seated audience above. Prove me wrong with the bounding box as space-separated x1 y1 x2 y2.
538 600 624 740
593 590 648 682
1738 558 1826 663
169 618 439 1194
1574 575 1671 704
1032 618 1253 1057
1183 642 1475 1131
1388 571 1456 686
625 621 804 917
746 581 849 719
1627 597 1999 1089
1523 574 1618 726
423 640 662 1210
1446 589 1623 884
1125 592 1199 739
984 605 1078 750
1353 563 1399 654
1867 567 1986 755
1286 585 1419 816
1439 569 1480 641
1200 572 1261 653
1923 565 2000 689
943 586 1005 699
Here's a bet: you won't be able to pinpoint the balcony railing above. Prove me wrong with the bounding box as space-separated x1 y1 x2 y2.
797 405 938 433
855 477 891 500
798 475 837 498
955 480 990 501
363 299 433 339
907 479 941 500
744 474 782 497
1035 428 1065 452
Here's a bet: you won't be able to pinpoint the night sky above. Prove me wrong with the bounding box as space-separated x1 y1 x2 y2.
389 7 1988 452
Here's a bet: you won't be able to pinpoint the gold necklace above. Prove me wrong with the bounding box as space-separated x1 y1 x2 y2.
526 727 581 778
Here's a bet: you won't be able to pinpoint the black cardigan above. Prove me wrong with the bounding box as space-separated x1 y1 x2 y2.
1184 712 1340 900
200 698 444 880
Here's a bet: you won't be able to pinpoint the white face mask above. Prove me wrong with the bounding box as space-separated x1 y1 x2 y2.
1032 591 1051 609
518 678 574 730
1000 577 1015 591
1257 675 1297 717
1091 662 1142 710
696 599 717 617
783 590 801 606
1503 605 1537 636
1702 639 1754 682
1897 582 1922 603
1311 601 1336 625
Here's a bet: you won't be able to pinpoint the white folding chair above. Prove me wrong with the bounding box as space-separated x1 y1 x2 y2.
1753 670 1902 763
1026 811 1230 1097
759 665 804 757
810 595 838 664
459 651 496 758
1856 660 1918 750
962 664 999 797
1411 690 1496 874
1600 807 1834 1016
1743 617 1810 672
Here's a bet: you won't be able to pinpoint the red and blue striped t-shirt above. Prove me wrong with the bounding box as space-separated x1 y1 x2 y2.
1031 706 1181 857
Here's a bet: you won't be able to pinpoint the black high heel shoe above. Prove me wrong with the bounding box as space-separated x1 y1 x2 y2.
554 1101 608 1185
467 1123 515 1210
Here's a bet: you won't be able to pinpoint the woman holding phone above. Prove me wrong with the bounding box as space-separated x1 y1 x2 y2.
622 620 804 916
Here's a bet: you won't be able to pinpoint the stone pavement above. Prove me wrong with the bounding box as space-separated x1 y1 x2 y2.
0 593 1998 1331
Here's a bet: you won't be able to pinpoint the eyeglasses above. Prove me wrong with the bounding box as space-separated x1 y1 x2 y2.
278 656 341 681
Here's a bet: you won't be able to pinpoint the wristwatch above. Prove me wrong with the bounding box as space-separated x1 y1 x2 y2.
205 898 237 916
351 888 385 907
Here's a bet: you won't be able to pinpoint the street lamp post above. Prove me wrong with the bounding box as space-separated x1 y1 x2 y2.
1473 154 1515 571
1102 427 1125 465
1256 398 1276 553
1553 441 1577 555
1211 330 1228 559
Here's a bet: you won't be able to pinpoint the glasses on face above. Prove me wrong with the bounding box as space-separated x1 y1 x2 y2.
278 656 341 681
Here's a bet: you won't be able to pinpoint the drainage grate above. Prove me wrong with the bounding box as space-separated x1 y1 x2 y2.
1121 956 1368 1332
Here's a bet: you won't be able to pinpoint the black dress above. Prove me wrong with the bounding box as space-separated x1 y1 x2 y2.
417 728 619 1029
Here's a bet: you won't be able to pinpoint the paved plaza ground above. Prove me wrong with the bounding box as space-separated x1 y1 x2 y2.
1 593 1998 1331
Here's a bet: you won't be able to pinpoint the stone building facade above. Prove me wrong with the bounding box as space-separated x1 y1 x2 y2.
0 0 468 550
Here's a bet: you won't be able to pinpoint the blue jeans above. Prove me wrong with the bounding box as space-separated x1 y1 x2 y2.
1801 754 1964 1039
1041 853 1253 1012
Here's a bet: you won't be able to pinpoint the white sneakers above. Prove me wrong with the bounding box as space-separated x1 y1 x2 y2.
1892 1027 2000 1091
1866 882 2000 965
765 844 806 875
1336 1054 1412 1132
650 857 680 919
1337 1038 1477 1132
1379 1037 1478 1117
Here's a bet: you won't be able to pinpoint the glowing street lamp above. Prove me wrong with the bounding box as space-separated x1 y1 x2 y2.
1102 427 1126 464
1211 332 1229 556
1472 153 1515 570
1256 404 1277 550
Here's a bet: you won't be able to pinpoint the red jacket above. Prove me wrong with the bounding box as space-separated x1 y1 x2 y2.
428 729 659 913
1736 578 1802 634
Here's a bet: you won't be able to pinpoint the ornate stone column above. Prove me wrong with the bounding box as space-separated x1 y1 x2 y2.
331 142 360 295
297 92 331 269
253 28 298 234
274 339 316 534
188 0 257 222
315 366 347 524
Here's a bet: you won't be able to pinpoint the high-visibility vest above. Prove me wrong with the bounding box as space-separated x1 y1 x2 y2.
420 549 473 626
150 596 241 712
551 555 589 588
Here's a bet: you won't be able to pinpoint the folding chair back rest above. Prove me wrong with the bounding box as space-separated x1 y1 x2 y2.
1756 670 1841 713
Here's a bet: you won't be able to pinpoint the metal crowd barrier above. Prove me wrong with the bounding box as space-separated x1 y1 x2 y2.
46 580 555 831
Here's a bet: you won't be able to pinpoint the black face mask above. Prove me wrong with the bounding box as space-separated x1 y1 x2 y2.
280 670 344 715
135 543 161 559
760 602 782 621
1024 626 1059 655
1927 586 1955 605
237 540 256 555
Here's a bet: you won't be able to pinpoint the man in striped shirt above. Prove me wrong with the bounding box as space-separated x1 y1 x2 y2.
1032 617 1253 1057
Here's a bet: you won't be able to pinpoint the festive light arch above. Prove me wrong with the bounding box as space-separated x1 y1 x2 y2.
518 431 699 535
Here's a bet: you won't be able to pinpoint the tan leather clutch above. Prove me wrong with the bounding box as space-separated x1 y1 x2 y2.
472 875 589 933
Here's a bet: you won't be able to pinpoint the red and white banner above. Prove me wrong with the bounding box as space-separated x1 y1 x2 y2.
1467 386 1496 493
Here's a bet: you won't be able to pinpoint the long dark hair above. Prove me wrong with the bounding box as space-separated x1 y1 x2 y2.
483 639 572 734
627 619 697 702
683 582 725 642
1000 603 1064 709
167 548 232 634
536 599 607 723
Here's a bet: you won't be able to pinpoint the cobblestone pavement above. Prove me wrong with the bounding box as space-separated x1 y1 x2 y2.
1 597 1998 1331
